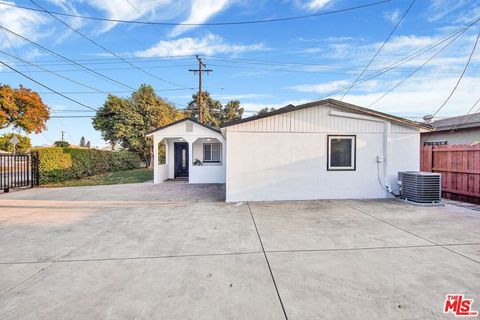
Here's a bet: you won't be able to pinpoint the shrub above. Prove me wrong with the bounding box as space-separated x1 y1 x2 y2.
35 147 141 184
35 147 73 184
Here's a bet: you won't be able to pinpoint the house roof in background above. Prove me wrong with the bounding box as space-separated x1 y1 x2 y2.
146 117 221 136
431 112 480 131
221 98 431 130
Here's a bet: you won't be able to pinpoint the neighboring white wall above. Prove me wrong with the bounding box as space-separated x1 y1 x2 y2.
421 127 480 145
225 105 420 202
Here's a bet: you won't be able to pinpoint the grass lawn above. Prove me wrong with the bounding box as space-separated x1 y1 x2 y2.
43 168 153 187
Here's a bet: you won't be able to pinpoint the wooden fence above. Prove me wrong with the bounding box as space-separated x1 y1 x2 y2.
420 144 480 204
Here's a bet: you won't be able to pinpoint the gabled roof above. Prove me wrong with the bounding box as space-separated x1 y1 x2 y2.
146 117 221 136
221 98 431 130
430 112 480 131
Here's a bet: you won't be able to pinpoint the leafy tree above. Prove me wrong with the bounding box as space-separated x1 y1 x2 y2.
86 141 91 148
93 84 183 166
0 85 50 133
222 100 244 124
79 136 86 147
186 91 223 127
256 107 276 116
0 133 31 153
54 141 70 147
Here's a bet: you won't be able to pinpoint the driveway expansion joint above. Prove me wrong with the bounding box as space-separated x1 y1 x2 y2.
338 201 480 265
247 202 289 320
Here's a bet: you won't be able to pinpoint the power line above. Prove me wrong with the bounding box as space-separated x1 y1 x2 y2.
0 24 135 90
1 0 394 26
123 0 164 34
0 58 98 111
0 64 198 73
4 55 193 65
49 116 96 118
464 97 480 116
315 15 480 100
29 0 190 89
0 49 106 93
4 60 470 76
431 31 480 118
207 62 467 77
36 88 196 95
1 27 96 136
5 53 473 73
340 0 416 100
368 17 479 107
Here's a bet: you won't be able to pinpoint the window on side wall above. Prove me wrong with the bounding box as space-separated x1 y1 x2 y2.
203 143 221 163
327 135 356 171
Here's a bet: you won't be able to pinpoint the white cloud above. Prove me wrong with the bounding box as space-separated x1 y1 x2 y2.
453 1 480 24
169 0 233 37
0 1 48 49
134 34 264 57
291 0 332 11
304 0 332 11
82 0 173 33
340 76 480 117
427 0 470 22
384 8 401 24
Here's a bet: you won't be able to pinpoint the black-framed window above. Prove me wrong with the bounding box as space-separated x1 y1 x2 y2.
203 143 221 162
327 135 356 171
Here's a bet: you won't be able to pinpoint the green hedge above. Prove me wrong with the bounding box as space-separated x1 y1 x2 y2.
35 147 141 184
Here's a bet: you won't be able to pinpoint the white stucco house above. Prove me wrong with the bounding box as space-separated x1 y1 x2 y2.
146 99 430 202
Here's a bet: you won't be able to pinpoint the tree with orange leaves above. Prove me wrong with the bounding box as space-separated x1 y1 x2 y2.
0 85 50 133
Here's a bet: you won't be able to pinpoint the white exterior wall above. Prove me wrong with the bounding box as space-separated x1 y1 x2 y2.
148 120 226 184
225 104 420 202
189 138 226 184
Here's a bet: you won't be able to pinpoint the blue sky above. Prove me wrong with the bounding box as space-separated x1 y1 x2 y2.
1 0 480 147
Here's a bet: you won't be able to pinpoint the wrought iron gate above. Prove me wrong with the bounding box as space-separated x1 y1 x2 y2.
0 152 39 192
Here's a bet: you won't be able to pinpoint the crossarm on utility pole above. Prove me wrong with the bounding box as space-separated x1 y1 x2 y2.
188 55 212 124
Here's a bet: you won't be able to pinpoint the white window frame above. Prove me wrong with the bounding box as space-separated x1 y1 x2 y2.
203 143 221 163
327 135 356 171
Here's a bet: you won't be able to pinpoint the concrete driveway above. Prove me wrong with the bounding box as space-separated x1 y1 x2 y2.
0 183 479 319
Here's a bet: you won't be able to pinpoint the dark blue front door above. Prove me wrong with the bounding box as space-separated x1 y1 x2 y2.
174 142 189 178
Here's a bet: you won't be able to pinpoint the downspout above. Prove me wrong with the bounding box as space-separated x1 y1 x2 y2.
383 121 391 196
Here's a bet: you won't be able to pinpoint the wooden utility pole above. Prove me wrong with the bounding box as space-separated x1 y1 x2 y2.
189 55 212 124
60 131 66 142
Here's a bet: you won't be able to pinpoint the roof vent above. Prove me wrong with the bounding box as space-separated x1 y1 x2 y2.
398 171 442 204
186 122 193 132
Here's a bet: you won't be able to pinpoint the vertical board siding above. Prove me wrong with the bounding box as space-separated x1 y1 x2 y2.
392 123 418 134
420 144 480 204
228 105 389 133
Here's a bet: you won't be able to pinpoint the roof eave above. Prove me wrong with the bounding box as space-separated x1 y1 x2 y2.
145 118 221 136
221 98 430 130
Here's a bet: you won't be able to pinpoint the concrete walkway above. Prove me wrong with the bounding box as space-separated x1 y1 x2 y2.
0 184 479 319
